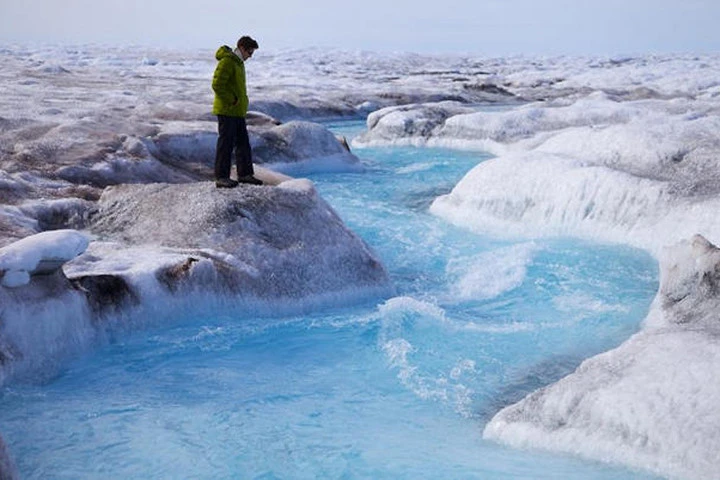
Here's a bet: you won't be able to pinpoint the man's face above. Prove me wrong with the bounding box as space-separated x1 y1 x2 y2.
240 47 255 61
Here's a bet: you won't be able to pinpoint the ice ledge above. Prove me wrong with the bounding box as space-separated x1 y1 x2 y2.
429 150 720 257
0 230 89 287
484 234 720 480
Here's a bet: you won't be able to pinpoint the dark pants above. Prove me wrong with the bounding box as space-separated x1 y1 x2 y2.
215 115 255 179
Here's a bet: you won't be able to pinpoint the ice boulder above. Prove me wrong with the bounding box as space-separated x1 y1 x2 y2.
484 234 720 480
251 120 360 173
430 149 720 255
430 152 673 249
354 101 476 146
146 118 359 178
87 180 389 302
653 234 720 329
354 93 640 149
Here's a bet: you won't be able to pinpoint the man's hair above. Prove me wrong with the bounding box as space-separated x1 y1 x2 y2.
237 36 259 50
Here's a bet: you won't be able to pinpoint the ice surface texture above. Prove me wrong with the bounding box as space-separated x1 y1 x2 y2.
88 179 389 300
3 44 720 479
358 92 720 255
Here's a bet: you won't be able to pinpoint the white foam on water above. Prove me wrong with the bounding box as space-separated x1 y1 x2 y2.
395 162 435 174
446 242 538 300
376 296 478 417
0 289 95 385
552 292 629 316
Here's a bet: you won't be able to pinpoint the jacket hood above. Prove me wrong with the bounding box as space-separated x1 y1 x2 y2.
215 45 240 62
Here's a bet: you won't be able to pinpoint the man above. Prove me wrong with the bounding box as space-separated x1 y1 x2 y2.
212 35 263 188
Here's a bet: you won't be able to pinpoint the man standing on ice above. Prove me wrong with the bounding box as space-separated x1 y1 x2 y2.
212 35 262 188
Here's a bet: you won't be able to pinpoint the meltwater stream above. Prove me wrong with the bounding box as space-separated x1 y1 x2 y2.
0 120 661 479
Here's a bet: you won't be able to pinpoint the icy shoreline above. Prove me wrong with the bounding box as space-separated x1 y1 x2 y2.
357 92 720 255
485 235 720 480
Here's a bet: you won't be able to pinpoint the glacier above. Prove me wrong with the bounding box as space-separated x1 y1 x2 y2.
2 44 720 479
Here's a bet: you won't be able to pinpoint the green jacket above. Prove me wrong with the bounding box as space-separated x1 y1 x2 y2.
212 45 249 117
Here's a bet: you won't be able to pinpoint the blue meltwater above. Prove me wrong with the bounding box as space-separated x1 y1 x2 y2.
0 120 661 479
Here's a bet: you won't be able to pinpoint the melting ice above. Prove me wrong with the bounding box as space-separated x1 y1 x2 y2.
2 45 720 479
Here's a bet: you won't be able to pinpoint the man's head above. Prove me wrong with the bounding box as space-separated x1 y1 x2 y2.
237 36 259 61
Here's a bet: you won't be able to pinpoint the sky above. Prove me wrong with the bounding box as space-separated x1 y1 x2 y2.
1 0 720 56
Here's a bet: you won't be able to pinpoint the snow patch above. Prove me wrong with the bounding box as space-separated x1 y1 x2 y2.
0 230 89 287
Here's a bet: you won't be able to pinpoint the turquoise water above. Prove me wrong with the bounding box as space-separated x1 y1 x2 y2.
0 121 661 479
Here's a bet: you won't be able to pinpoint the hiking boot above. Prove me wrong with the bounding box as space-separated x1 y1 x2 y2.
238 175 263 185
215 178 239 188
